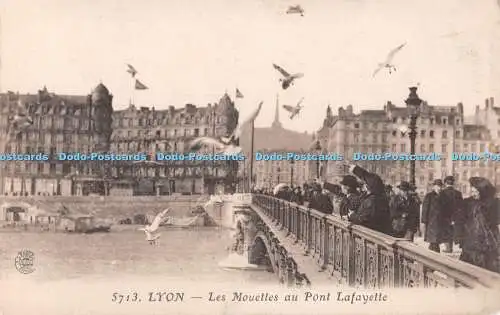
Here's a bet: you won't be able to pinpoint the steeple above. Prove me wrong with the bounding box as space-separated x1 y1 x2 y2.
272 93 282 128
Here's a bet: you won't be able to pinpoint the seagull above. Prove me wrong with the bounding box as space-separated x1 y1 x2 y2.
286 5 304 16
220 101 264 144
188 137 242 155
272 64 304 90
138 208 171 245
126 64 138 77
10 99 34 133
372 43 406 77
282 97 304 119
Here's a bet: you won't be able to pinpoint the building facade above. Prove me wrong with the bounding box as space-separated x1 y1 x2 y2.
0 85 239 196
322 97 496 195
110 93 239 195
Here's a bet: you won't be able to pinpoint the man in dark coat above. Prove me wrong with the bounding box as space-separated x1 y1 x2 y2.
439 176 463 253
389 181 420 240
346 164 391 234
308 183 333 214
421 179 444 252
339 175 362 218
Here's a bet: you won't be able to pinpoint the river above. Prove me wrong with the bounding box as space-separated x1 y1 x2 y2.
0 226 276 284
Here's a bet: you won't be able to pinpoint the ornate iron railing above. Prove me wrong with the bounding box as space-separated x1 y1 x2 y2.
252 194 500 289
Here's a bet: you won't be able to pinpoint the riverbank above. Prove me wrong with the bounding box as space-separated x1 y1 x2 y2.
0 195 210 220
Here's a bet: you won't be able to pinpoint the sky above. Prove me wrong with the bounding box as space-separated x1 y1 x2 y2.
1 0 499 132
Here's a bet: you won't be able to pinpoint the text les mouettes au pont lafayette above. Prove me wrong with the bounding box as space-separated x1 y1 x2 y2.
255 152 442 161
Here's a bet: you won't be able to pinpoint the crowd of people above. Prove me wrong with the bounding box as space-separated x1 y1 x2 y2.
253 163 499 273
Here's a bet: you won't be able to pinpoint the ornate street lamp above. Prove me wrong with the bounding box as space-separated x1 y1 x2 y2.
405 86 422 187
312 140 322 179
290 159 295 186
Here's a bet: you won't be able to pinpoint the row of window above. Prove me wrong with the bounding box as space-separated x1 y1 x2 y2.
4 162 227 178
113 127 206 139
113 115 224 128
348 116 462 130
391 129 463 139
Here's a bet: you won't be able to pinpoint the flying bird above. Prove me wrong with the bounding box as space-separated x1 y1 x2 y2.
138 208 171 245
282 97 304 119
372 43 406 77
189 137 242 155
286 5 304 16
10 99 33 133
221 101 264 144
272 64 304 90
126 64 138 77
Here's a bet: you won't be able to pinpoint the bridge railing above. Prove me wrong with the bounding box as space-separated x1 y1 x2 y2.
252 194 500 289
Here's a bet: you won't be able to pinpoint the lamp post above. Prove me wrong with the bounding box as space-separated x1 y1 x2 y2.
405 86 422 187
312 140 322 180
290 159 295 186
491 144 499 190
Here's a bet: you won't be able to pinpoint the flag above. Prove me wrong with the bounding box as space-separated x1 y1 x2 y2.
126 64 138 77
135 79 148 90
236 88 244 98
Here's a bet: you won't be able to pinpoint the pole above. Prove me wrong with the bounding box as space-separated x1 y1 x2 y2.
249 120 255 191
130 77 135 106
211 107 216 192
316 160 320 179
409 115 417 186
290 160 294 186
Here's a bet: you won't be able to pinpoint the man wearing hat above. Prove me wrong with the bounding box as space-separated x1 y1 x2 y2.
323 182 344 215
439 176 464 253
308 182 333 214
345 163 391 234
389 181 420 240
338 175 362 218
421 179 445 252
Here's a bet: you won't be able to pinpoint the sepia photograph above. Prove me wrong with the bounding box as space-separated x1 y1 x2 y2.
0 0 500 314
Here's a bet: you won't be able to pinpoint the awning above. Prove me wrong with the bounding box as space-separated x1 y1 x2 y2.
6 207 26 213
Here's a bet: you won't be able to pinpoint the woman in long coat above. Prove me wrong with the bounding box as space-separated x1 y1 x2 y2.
458 177 499 272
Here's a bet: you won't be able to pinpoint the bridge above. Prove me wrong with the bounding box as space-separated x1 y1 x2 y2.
225 193 500 290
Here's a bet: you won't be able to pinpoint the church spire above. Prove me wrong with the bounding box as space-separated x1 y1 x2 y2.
272 93 282 128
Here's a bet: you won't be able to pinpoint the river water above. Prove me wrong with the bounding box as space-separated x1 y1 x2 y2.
0 226 276 284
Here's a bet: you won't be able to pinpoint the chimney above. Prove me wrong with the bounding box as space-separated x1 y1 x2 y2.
485 98 489 109
475 105 479 113
490 97 494 107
